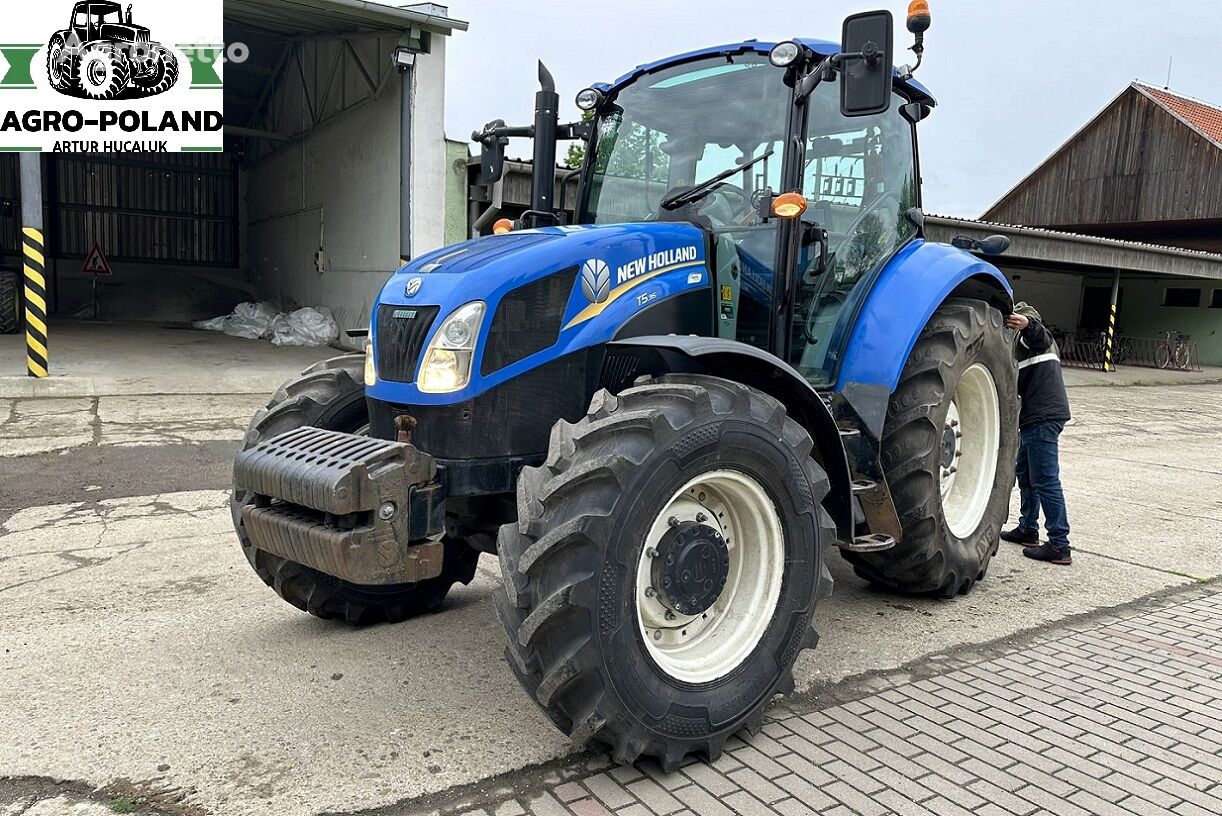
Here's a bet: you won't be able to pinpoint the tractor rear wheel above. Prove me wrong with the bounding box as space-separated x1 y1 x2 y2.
845 298 1017 597
231 354 480 624
496 374 834 769
0 270 19 335
78 45 131 100
46 34 81 94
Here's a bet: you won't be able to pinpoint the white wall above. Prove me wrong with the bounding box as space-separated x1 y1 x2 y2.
247 42 451 345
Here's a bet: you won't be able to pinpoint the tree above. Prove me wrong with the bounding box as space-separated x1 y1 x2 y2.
564 110 596 167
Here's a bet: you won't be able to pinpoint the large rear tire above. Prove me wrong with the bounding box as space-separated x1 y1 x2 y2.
496 374 834 769
231 355 480 624
845 298 1018 597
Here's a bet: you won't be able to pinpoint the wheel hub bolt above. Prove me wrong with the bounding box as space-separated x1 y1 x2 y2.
644 587 657 597
695 512 708 523
646 547 658 558
378 502 397 520
667 516 680 527
665 610 676 621
652 630 662 641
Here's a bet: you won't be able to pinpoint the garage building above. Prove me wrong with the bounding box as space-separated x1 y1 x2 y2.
0 0 467 355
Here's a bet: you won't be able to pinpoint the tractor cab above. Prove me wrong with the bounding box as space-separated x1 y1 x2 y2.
67 2 148 44
575 39 933 385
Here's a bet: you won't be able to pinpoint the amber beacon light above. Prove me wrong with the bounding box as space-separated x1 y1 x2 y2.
907 0 931 33
771 192 808 219
492 218 515 235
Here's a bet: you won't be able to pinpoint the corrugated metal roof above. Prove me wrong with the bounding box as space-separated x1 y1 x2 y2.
224 0 467 36
928 213 1222 262
1134 82 1222 149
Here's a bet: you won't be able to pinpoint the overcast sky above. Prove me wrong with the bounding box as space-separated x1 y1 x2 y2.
439 0 1219 218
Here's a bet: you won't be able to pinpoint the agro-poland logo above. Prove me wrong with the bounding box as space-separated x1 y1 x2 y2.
46 2 180 100
580 259 610 305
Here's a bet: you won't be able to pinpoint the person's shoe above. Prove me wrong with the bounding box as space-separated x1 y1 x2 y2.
1001 527 1040 545
1023 543 1072 565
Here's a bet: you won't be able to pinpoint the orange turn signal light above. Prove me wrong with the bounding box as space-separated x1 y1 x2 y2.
492 218 514 235
771 192 808 220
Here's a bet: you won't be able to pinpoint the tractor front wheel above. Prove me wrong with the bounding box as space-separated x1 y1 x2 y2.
845 298 1018 597
496 374 834 769
78 45 131 100
231 355 480 624
131 45 179 96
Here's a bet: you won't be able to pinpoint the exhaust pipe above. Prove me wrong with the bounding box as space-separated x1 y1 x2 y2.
529 61 560 224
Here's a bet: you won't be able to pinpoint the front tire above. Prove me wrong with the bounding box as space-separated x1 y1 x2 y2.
496 374 834 769
78 45 131 100
0 271 19 335
131 45 179 96
845 298 1018 597
231 355 480 624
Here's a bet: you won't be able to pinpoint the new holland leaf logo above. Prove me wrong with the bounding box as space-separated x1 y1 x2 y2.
581 259 611 305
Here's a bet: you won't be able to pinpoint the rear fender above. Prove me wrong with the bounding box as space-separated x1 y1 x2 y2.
606 335 853 543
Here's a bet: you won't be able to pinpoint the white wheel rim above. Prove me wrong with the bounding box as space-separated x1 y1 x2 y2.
635 469 784 684
940 363 1000 539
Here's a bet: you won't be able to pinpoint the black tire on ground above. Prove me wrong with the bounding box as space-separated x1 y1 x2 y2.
495 374 835 770
78 45 131 100
845 298 1018 597
131 46 178 95
46 34 81 94
231 354 480 624
0 271 19 335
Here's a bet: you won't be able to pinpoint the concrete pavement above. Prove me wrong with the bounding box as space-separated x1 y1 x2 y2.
0 321 334 398
1 382 1220 815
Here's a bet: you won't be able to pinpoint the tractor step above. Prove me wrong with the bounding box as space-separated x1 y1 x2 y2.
839 533 896 553
850 478 877 494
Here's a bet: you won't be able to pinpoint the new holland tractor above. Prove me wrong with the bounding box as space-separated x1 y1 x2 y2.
231 3 1018 768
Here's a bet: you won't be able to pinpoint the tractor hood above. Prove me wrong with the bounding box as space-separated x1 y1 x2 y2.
369 222 710 405
99 23 150 41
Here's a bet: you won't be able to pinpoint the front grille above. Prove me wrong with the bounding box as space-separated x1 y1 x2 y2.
137 32 150 43
376 304 439 383
481 268 578 376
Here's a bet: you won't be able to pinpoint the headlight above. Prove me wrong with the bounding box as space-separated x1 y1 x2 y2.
575 87 604 111
418 301 485 393
364 341 377 386
769 41 801 67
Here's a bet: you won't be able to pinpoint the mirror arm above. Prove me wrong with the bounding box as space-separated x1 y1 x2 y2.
796 55 837 103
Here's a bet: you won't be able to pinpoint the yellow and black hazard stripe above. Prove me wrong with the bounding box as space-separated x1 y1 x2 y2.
1103 301 1117 373
22 227 49 378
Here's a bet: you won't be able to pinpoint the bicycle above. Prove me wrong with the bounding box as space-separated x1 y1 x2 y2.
1155 331 1191 370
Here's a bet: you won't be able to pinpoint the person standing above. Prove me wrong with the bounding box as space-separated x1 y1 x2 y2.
1000 302 1073 565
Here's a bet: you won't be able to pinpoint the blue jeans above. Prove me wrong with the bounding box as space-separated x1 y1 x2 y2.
1015 421 1070 548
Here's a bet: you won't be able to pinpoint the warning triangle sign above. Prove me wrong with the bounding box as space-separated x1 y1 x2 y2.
83 244 112 276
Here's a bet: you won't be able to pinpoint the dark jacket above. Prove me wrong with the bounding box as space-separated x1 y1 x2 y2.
1012 305 1071 429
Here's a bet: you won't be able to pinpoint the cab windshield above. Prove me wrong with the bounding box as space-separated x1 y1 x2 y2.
581 53 788 226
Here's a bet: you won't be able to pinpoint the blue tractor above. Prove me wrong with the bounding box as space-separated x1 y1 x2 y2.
232 4 1018 768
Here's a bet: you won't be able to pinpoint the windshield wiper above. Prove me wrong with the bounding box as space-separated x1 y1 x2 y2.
660 148 775 211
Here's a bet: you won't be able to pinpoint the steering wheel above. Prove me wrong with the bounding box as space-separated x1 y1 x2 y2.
801 190 903 341
678 182 753 228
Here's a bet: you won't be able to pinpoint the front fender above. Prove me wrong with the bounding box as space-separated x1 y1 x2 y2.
606 335 854 544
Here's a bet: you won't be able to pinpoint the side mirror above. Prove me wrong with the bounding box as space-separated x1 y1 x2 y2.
952 234 1011 256
474 119 508 185
840 10 894 117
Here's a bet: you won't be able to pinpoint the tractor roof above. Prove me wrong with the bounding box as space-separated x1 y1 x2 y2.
78 1 123 11
595 39 935 106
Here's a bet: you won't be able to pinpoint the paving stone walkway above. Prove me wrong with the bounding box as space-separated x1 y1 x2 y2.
451 586 1222 816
